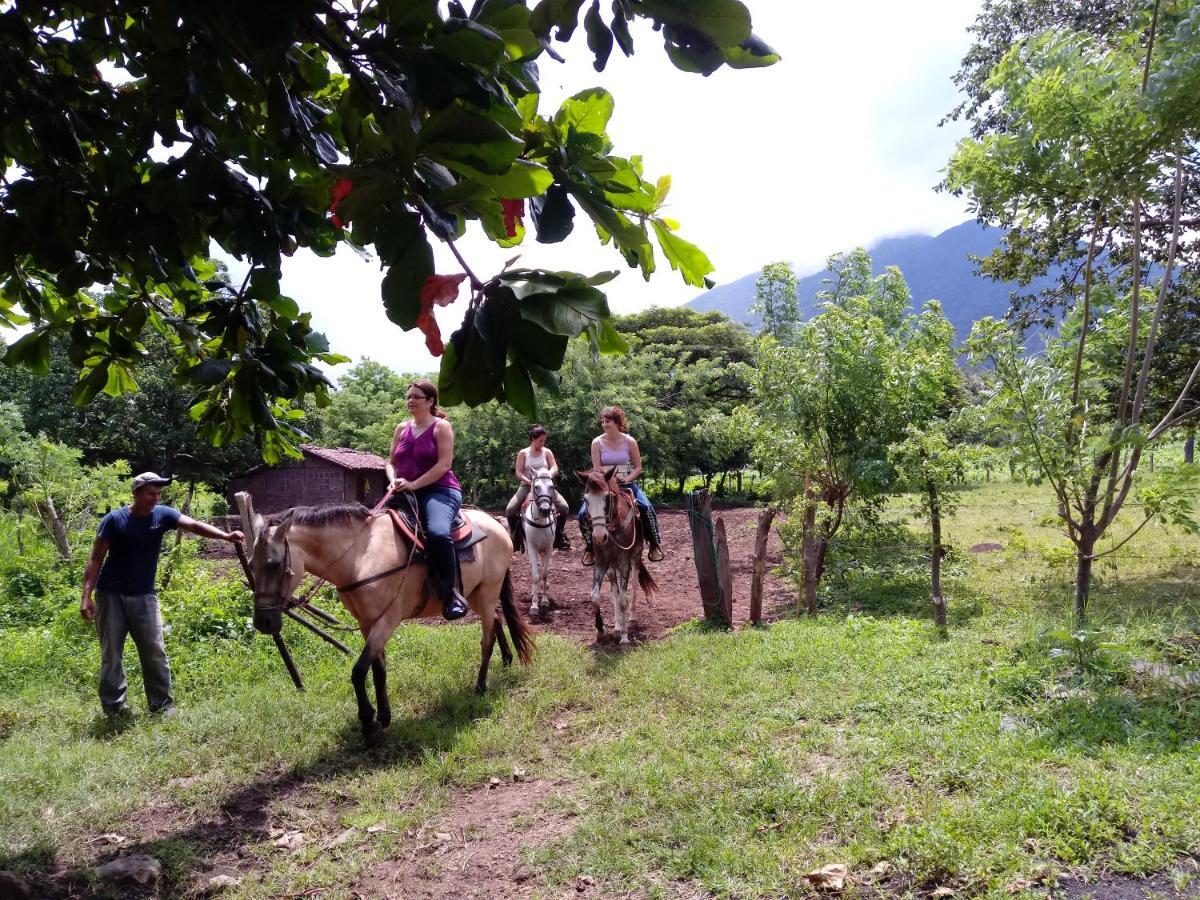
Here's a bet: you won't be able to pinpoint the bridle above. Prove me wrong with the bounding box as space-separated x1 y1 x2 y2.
585 476 638 552
253 538 294 613
524 473 557 529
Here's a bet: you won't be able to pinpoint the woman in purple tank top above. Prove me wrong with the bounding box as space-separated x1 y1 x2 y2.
578 405 663 565
386 379 468 620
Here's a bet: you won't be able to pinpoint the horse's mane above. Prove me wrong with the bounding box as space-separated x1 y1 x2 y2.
583 468 616 493
269 502 371 527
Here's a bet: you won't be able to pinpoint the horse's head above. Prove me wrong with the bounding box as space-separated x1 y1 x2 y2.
577 466 618 546
247 511 306 635
529 467 556 516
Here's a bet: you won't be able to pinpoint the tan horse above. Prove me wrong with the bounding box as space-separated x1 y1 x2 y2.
242 497 534 745
578 467 656 645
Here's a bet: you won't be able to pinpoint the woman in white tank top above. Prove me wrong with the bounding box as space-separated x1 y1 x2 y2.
505 424 570 551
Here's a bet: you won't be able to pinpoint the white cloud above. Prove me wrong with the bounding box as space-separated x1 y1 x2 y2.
239 0 984 379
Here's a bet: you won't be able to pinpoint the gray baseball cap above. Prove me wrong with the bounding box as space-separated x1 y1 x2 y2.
131 472 171 492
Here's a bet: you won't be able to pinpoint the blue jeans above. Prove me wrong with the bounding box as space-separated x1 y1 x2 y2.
578 481 650 525
416 486 462 539
95 591 173 713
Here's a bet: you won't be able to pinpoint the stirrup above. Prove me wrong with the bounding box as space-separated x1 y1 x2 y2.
648 545 664 562
442 590 469 621
581 548 594 566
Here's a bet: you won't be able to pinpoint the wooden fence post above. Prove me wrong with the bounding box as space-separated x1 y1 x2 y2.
686 489 733 628
749 507 776 625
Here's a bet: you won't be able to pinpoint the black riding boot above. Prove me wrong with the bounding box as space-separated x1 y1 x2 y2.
579 518 593 566
507 513 525 553
427 536 469 620
553 514 571 550
640 504 664 561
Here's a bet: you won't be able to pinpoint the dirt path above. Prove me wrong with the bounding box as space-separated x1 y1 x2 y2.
504 506 793 644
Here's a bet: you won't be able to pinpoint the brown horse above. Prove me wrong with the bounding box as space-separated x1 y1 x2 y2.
578 467 656 645
241 496 534 744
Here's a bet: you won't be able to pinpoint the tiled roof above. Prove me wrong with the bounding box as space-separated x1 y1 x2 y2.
300 444 387 471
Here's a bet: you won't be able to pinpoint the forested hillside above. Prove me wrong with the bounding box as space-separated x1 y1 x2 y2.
689 220 1055 340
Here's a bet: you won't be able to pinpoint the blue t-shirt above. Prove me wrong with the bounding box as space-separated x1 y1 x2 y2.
96 505 182 594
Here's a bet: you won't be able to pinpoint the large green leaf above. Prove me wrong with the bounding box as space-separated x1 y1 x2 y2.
517 285 611 335
651 219 714 287
456 159 555 198
381 221 434 329
504 360 538 418
584 0 614 71
638 0 751 47
419 107 523 175
553 88 615 137
725 34 781 68
530 183 576 243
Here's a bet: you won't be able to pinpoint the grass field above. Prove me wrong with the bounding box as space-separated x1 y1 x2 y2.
1 479 1199 898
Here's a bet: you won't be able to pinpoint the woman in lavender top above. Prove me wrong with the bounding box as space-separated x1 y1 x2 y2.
578 405 664 565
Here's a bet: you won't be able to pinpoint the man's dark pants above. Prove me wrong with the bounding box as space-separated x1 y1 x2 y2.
94 590 174 713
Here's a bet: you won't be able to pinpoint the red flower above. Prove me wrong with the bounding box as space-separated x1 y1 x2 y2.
415 274 467 357
328 178 353 228
420 273 467 309
500 198 525 237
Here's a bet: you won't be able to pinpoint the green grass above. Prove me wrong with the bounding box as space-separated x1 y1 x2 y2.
1 480 1199 898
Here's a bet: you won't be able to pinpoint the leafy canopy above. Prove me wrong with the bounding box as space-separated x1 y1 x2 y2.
0 1 776 460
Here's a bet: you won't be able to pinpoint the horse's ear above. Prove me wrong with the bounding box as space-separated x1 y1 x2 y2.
603 466 617 482
272 511 294 543
576 470 592 483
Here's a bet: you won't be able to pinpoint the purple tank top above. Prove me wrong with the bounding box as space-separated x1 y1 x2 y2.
392 420 461 492
598 435 633 478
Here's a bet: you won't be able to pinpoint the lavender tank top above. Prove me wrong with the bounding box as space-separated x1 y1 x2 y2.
598 435 634 479
392 420 461 492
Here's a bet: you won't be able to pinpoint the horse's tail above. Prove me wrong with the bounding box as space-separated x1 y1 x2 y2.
499 571 535 665
637 558 657 599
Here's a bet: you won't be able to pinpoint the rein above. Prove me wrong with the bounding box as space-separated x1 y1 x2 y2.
586 479 638 552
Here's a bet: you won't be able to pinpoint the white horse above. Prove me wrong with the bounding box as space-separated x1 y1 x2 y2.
522 467 558 617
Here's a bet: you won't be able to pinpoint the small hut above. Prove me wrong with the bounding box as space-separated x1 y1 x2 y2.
226 445 388 515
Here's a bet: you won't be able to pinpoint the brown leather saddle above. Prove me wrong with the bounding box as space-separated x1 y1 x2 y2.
384 507 488 562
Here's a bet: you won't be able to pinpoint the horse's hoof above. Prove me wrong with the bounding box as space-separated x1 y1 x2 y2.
529 606 539 618
475 682 487 695
362 721 384 748
619 635 630 647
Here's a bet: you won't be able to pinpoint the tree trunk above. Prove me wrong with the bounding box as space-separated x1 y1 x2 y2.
927 480 946 627
40 496 71 559
161 481 195 591
800 486 819 616
1186 429 1196 464
677 476 686 495
750 507 776 625
737 471 743 493
15 507 24 556
1074 543 1094 623
716 471 727 494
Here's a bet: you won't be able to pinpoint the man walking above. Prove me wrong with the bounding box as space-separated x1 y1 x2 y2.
80 472 244 717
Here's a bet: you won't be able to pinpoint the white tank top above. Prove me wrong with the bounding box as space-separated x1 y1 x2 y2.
523 446 549 478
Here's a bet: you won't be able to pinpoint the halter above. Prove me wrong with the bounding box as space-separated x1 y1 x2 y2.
585 477 638 552
253 538 294 613
524 473 558 529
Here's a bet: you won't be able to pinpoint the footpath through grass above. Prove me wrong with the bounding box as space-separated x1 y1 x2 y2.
1 480 1199 898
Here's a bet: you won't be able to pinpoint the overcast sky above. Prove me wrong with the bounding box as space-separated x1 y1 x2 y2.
226 0 983 377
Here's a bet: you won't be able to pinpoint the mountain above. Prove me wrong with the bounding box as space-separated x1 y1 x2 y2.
688 220 1047 342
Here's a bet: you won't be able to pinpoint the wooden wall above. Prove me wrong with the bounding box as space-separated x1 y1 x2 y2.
227 457 387 514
